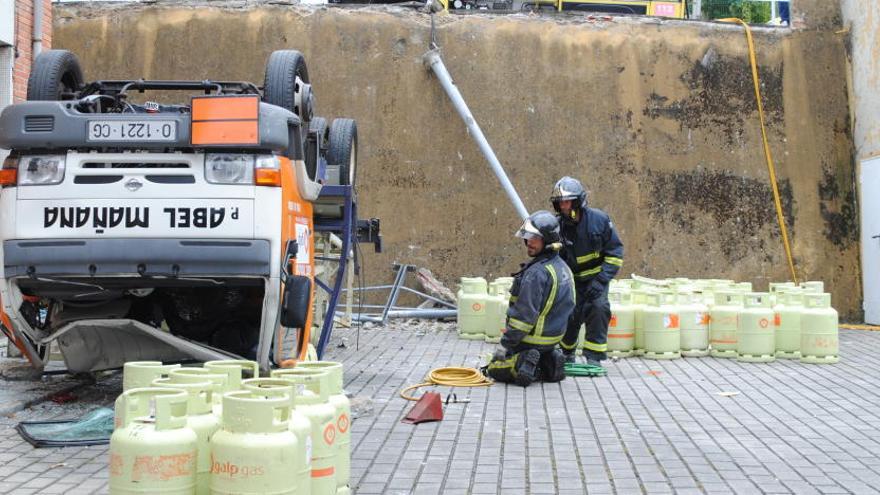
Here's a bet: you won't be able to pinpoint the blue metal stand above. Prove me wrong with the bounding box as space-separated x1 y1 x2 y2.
313 185 356 359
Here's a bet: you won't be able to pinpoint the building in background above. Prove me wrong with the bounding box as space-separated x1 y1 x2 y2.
1 0 53 159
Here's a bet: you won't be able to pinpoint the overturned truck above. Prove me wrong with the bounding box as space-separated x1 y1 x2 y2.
0 49 359 373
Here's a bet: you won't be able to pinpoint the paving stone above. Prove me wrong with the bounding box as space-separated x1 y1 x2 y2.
2 326 880 493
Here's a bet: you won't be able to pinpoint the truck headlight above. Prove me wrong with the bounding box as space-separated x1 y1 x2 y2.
205 154 255 184
18 155 66 186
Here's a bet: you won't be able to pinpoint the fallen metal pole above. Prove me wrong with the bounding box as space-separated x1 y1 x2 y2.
341 309 457 322
424 48 530 220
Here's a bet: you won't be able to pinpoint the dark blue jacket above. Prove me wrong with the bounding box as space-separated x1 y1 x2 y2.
558 207 624 287
502 252 575 350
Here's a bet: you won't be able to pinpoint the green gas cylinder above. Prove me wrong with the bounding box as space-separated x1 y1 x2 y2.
168 368 229 417
242 378 312 495
607 291 634 358
484 282 509 344
116 361 181 429
733 282 753 292
736 293 776 363
773 291 804 359
289 362 351 494
678 292 710 357
210 392 299 495
204 360 260 391
273 370 338 495
631 289 651 356
710 292 743 358
768 282 797 305
123 362 181 391
151 378 221 495
457 277 488 340
643 292 681 360
494 276 515 293
110 388 197 495
800 293 839 364
800 281 825 293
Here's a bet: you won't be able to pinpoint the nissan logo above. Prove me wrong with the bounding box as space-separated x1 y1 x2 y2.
125 178 143 192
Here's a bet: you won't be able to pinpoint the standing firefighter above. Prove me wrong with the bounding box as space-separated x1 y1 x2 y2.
551 177 624 366
487 211 575 387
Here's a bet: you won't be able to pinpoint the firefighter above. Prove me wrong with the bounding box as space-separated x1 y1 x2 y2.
551 176 624 367
486 210 576 387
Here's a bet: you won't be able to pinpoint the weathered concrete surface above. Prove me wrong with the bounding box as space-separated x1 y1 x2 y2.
840 1 879 160
53 2 860 318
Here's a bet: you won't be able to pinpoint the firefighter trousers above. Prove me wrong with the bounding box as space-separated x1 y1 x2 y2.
487 346 566 387
560 284 611 361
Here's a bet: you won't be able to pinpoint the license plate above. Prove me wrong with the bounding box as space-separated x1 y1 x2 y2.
87 120 177 142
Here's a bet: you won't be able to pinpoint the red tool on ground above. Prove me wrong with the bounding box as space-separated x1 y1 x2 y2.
402 392 444 424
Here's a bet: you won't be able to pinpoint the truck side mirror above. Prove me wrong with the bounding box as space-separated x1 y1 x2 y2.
280 275 311 328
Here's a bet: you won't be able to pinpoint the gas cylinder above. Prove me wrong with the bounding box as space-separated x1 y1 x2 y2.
768 282 797 304
710 292 743 358
733 282 753 292
167 367 229 416
494 276 515 293
109 388 197 495
204 360 259 392
737 293 776 363
115 362 181 429
273 369 338 495
678 292 710 357
123 361 181 391
483 282 508 344
286 362 351 494
242 378 312 495
774 291 804 359
210 392 299 495
643 292 681 360
607 291 634 358
800 281 825 293
800 293 839 364
457 277 488 340
151 378 221 495
631 289 651 356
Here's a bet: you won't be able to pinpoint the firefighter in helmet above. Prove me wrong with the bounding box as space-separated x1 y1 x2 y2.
486 210 575 387
551 176 624 367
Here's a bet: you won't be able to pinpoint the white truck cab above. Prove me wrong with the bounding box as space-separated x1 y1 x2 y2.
0 50 359 373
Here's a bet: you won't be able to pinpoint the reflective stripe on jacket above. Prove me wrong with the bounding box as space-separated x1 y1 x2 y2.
502 252 576 350
559 207 624 286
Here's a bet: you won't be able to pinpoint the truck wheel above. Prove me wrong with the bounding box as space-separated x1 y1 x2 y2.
26 50 84 101
263 50 311 118
306 116 328 181
327 118 358 187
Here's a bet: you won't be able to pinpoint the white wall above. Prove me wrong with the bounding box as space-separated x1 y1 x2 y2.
841 1 880 323
840 1 880 160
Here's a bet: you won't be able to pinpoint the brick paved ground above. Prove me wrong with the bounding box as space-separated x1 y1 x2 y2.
0 323 879 494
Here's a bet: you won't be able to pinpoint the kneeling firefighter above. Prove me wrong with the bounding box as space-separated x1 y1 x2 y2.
486 211 576 387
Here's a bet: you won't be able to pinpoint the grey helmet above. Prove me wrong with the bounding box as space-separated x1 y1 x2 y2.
516 210 562 251
550 176 588 214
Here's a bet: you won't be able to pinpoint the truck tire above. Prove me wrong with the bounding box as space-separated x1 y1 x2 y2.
263 50 310 116
26 50 84 101
327 118 358 187
306 116 328 181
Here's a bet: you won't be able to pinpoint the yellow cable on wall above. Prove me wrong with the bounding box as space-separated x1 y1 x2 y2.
720 18 799 284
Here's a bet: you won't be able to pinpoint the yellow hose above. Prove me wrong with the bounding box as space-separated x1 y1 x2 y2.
720 18 799 285
400 367 493 401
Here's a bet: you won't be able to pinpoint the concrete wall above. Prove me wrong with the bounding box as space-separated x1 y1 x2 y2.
52 1 861 318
